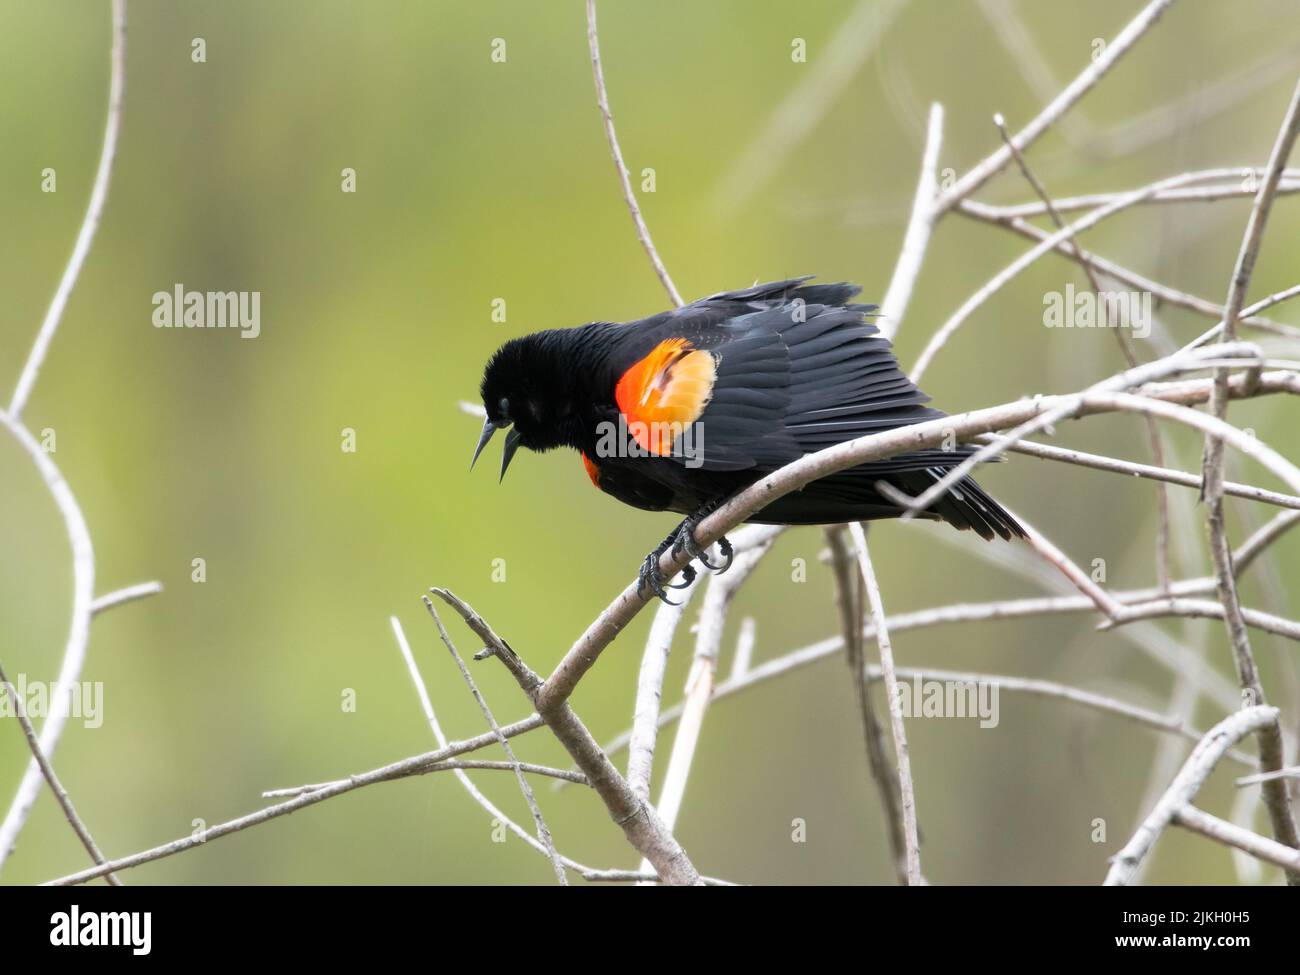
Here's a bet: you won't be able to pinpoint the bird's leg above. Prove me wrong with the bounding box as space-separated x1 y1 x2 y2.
637 529 698 604
670 501 734 573
637 502 736 603
670 512 733 572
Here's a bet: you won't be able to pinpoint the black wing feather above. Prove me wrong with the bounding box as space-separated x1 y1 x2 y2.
623 278 1022 539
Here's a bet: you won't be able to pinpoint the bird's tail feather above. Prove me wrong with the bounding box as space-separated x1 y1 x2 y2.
889 469 1025 542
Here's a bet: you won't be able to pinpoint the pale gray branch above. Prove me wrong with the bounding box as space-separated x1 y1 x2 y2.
878 102 944 341
90 581 163 616
586 0 682 306
10 0 127 419
1105 706 1280 885
848 523 921 885
933 0 1174 213
0 411 96 870
0 662 120 884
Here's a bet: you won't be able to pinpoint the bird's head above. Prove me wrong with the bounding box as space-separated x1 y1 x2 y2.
473 332 577 479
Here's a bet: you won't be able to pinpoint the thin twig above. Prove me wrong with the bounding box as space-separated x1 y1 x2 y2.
991 110 1172 592
45 715 547 885
429 588 702 885
915 173 1256 384
0 662 120 885
10 0 127 419
627 572 701 801
1236 766 1300 788
848 523 920 885
389 615 720 884
588 635 1257 775
825 525 908 883
1105 597 1300 642
1200 78 1300 880
902 343 1264 520
421 599 568 885
585 0 682 306
0 411 96 870
959 196 1300 340
933 0 1175 213
1003 505 1124 619
1172 804 1300 873
264 760 588 797
878 103 944 341
1105 706 1279 885
90 581 163 616
643 530 779 881
730 616 756 682
974 168 1300 219
995 437 1300 511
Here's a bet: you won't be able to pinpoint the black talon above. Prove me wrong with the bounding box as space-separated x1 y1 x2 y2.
674 518 731 573
637 553 678 604
675 523 706 562
637 500 736 602
667 564 697 589
713 535 734 573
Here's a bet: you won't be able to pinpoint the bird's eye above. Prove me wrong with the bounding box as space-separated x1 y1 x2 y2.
498 397 510 420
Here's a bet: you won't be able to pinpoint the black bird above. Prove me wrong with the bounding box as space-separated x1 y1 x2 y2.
473 277 1023 601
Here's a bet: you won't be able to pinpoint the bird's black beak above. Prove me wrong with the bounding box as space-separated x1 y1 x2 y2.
470 416 496 470
470 417 523 481
499 429 522 482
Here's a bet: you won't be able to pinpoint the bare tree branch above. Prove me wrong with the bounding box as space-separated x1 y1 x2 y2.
933 0 1175 213
44 715 546 885
588 633 1257 775
1199 79 1300 879
639 529 780 882
585 0 682 306
995 437 1300 512
429 587 703 885
1172 804 1300 873
825 525 908 883
915 174 1257 384
264 760 589 795
421 601 568 884
1105 706 1280 885
879 103 944 340
90 581 163 616
0 411 96 870
991 110 1172 591
627 573 701 802
959 196 1300 340
10 0 127 417
848 523 921 884
0 662 120 884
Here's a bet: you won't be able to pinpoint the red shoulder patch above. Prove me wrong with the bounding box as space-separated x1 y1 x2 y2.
614 338 716 456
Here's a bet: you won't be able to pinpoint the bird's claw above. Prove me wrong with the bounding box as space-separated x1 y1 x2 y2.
671 522 733 573
638 555 696 604
668 564 697 589
637 516 731 604
712 535 734 573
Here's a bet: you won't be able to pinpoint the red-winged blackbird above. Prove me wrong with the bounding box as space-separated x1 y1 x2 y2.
474 277 1024 601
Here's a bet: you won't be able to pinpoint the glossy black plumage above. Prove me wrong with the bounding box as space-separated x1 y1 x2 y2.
477 277 1024 545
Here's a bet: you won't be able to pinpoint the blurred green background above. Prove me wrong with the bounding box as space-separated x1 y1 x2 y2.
2 0 1299 885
